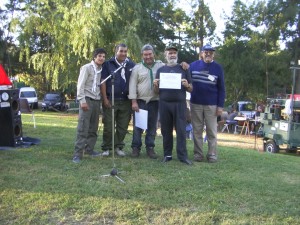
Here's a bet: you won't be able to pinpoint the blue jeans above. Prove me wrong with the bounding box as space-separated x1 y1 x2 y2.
131 100 158 149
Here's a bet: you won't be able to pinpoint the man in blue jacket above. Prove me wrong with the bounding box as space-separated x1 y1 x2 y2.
100 43 135 156
189 44 225 163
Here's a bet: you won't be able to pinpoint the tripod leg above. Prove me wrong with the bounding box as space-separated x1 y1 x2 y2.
115 175 125 183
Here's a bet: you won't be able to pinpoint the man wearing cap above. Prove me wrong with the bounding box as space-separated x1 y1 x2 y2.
189 44 225 163
153 46 193 165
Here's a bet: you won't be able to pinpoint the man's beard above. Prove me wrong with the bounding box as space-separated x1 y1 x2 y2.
167 57 178 65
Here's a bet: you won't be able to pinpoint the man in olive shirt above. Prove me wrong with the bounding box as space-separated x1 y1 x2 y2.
128 44 164 159
72 48 106 163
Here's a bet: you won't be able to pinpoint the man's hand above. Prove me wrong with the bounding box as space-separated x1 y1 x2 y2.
153 79 159 88
216 107 223 116
181 79 189 88
102 98 111 108
132 100 139 112
180 62 190 70
80 102 89 111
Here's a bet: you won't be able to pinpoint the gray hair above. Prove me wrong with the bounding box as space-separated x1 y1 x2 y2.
141 44 154 54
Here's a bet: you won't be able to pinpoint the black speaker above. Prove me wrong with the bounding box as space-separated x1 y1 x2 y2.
0 89 23 147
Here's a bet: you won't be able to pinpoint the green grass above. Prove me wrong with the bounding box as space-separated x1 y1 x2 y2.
0 111 299 225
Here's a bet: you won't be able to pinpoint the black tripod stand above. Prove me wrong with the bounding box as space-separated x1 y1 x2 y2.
252 118 261 151
100 65 125 183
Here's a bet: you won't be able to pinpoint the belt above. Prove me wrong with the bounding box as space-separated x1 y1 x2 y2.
138 99 158 103
86 97 100 101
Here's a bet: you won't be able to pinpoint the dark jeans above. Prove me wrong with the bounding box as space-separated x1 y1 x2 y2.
101 100 131 150
159 100 187 160
131 100 158 150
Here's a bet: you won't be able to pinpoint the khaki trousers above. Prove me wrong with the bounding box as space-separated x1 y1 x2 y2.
190 103 218 159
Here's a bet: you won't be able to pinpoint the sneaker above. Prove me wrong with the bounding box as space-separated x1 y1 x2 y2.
72 155 81 163
194 157 204 162
162 156 172 163
102 150 110 156
131 147 140 157
207 154 218 163
116 148 126 157
194 154 204 162
86 150 101 157
146 147 158 159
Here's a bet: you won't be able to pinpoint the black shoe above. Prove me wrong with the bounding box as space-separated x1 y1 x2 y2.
86 150 101 157
72 155 81 163
180 159 193 165
162 156 172 163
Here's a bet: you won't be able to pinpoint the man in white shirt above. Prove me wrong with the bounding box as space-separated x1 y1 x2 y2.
72 48 106 163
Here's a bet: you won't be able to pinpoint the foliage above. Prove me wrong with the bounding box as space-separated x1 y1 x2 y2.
0 0 299 102
221 0 299 103
186 0 216 50
0 112 300 224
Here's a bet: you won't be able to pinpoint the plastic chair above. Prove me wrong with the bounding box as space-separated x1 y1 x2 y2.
19 98 36 128
221 120 237 133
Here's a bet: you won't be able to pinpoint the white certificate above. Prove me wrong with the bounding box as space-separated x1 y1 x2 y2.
135 109 148 130
159 73 181 89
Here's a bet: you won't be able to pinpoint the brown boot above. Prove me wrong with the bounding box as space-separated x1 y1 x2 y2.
146 147 158 159
131 147 140 157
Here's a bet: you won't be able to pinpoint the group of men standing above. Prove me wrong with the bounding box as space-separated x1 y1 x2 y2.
72 43 225 165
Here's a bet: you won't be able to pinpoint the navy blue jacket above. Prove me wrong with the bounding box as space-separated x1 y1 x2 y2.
101 57 135 100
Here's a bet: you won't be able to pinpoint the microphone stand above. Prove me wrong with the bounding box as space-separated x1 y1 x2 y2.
253 116 260 151
100 64 125 183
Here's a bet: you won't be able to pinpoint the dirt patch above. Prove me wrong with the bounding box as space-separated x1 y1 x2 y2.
216 133 264 151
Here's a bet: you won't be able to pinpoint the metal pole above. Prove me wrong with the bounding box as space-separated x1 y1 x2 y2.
288 66 300 143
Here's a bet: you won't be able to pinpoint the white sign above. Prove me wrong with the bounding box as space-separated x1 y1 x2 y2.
135 109 148 130
159 73 181 89
279 122 289 131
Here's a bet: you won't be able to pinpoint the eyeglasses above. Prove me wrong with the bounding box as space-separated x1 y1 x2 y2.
203 51 214 55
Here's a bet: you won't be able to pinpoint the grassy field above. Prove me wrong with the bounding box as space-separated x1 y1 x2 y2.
0 111 299 225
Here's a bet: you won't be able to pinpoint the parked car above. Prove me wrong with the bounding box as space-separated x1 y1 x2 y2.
267 98 286 109
41 92 67 111
19 87 38 109
232 101 256 118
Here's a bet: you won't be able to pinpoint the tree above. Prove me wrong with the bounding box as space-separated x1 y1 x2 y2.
221 0 294 104
5 0 179 93
186 0 216 51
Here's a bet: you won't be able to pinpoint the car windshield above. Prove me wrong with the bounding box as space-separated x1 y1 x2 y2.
20 91 36 98
45 94 60 101
239 103 255 111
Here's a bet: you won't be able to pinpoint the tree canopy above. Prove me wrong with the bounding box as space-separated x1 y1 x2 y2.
0 0 299 103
